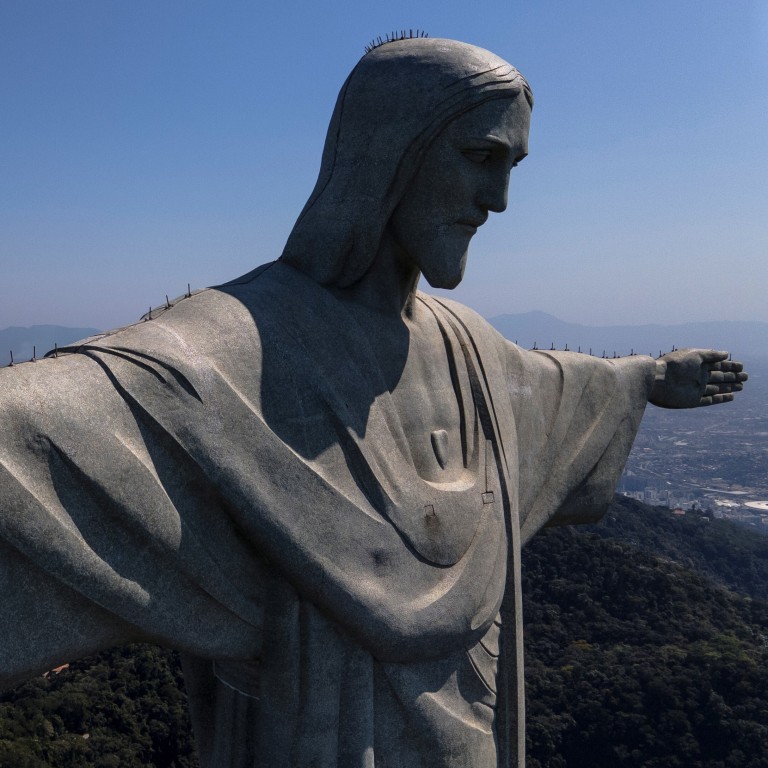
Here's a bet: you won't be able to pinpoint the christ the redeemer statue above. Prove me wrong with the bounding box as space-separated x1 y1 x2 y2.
0 36 746 767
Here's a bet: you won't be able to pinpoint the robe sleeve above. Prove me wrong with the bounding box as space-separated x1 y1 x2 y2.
0 351 264 690
505 345 656 545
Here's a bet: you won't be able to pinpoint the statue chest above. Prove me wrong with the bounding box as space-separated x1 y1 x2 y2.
388 323 477 483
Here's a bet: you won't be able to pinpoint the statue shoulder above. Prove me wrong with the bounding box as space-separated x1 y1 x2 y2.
416 293 505 344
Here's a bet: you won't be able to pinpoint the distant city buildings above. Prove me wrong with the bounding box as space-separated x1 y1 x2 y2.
618 389 768 529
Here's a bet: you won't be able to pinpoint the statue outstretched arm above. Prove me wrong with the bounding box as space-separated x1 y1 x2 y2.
649 349 748 409
505 343 657 540
0 347 263 690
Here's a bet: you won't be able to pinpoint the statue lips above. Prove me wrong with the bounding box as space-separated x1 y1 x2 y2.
456 214 488 233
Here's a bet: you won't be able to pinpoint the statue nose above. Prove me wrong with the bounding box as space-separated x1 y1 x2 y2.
479 171 510 214
484 185 508 214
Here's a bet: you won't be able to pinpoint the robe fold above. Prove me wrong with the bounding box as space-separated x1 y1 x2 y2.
0 262 655 766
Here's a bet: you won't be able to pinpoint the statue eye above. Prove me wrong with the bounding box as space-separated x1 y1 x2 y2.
461 149 491 164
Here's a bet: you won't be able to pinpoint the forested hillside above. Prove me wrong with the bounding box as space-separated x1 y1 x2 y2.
2 498 766 767
523 499 768 767
0 646 196 767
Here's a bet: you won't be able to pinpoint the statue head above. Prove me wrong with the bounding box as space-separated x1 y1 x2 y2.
388 94 530 290
280 38 533 288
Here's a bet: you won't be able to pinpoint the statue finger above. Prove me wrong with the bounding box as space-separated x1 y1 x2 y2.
708 371 736 383
705 383 739 395
701 350 729 364
736 371 748 382
721 360 744 373
700 392 735 406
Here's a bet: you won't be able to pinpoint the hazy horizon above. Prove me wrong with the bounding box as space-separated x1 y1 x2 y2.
3 311 767 371
5 308 768 334
3 1 767 330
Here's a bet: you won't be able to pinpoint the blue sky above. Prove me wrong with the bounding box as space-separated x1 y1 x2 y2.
2 1 766 330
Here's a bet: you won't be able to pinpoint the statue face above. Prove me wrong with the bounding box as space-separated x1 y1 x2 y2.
389 96 530 289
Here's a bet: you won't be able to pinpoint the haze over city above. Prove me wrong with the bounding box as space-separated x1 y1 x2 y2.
2 0 767 331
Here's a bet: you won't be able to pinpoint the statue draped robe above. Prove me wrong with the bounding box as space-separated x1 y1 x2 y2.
0 262 655 767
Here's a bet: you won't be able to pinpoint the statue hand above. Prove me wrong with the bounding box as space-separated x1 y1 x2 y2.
649 349 748 409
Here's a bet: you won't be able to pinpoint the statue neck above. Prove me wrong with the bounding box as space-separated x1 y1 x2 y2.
331 227 420 322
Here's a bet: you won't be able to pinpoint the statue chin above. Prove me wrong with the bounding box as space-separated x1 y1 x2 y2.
421 252 468 290
425 273 463 290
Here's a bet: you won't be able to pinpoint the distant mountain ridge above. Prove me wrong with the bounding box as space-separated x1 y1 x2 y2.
489 310 768 361
0 325 101 364
3 316 765 364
